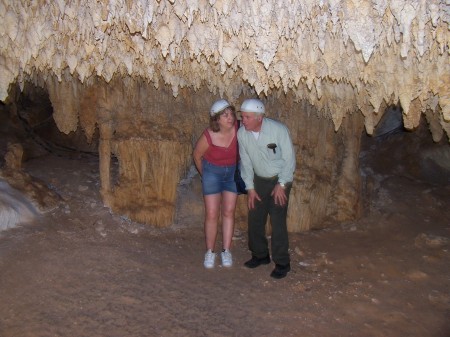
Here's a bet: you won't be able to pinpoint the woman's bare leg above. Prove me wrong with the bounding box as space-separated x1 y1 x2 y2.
221 191 238 250
204 193 221 251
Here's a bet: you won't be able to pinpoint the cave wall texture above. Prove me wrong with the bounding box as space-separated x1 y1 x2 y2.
0 0 449 231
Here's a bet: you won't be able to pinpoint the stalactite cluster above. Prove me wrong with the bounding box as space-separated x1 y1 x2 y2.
1 0 449 140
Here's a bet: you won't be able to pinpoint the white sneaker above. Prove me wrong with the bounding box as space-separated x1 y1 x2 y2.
221 249 233 267
204 250 215 269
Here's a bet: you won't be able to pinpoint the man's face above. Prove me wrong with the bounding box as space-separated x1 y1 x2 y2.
241 111 263 132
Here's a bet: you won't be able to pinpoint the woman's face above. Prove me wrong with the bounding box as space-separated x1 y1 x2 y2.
218 108 235 129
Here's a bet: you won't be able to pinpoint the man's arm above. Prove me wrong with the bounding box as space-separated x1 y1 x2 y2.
237 131 255 190
278 125 296 184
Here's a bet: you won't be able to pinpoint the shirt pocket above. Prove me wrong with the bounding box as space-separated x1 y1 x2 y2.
266 142 281 160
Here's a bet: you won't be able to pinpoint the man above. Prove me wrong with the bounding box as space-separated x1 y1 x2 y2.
237 98 296 279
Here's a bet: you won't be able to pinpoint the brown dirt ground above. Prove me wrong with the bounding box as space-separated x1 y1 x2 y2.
0 130 449 337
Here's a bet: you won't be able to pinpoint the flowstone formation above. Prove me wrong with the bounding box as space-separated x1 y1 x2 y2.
0 0 449 230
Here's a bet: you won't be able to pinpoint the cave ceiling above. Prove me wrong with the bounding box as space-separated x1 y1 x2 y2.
1 0 449 141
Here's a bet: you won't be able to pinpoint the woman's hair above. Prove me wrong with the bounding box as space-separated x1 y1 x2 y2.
209 105 236 132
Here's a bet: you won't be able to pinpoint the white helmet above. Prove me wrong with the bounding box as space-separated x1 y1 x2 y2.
240 98 265 114
210 99 231 116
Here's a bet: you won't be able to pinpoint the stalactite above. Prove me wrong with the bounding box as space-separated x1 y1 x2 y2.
0 0 447 140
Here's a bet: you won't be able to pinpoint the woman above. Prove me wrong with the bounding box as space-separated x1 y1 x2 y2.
193 99 239 269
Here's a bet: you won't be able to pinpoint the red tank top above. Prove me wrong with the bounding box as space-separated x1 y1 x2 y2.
203 124 238 166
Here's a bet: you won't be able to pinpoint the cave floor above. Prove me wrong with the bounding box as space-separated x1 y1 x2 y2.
0 148 449 337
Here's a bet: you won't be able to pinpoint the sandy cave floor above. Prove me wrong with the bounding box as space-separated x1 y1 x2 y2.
0 136 449 337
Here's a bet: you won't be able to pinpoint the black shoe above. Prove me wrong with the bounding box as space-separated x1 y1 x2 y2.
244 255 271 268
270 263 291 279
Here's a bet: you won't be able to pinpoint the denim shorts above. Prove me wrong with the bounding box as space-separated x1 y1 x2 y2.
202 160 238 195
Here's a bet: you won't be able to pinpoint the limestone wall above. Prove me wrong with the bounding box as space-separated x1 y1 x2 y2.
10 75 363 230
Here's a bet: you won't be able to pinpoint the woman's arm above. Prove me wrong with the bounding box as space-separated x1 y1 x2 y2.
193 133 209 176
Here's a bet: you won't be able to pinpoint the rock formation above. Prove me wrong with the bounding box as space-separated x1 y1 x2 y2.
0 0 448 230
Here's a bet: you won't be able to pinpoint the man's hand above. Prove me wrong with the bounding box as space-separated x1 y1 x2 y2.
247 189 261 210
271 184 287 206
